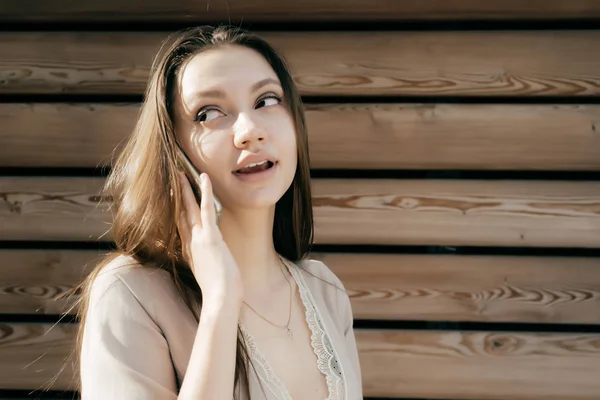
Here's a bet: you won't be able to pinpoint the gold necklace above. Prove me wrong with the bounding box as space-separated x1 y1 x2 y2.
242 257 294 340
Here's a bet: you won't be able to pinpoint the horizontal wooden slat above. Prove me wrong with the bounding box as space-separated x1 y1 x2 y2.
3 0 600 22
0 177 109 242
320 253 600 324
3 250 600 325
2 323 600 399
357 329 600 399
0 323 78 391
313 179 600 247
2 31 600 96
0 250 101 315
2 177 600 247
3 103 600 170
0 103 133 168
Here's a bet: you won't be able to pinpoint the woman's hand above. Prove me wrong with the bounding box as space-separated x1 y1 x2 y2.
177 171 243 308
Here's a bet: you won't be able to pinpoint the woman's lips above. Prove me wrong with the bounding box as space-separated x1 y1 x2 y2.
232 161 278 182
235 160 274 174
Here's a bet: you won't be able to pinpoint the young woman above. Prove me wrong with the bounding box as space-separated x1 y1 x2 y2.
73 25 363 399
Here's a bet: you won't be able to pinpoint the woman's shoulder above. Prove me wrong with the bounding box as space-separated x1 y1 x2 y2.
295 257 349 308
296 257 344 288
87 253 179 318
294 257 356 335
91 253 171 290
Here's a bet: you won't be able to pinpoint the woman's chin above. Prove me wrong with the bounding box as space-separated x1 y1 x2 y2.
221 189 287 211
216 170 295 211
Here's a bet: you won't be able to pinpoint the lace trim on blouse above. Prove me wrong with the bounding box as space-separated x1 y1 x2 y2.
238 258 346 400
288 262 346 400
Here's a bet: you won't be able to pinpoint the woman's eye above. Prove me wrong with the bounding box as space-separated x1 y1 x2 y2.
256 95 282 108
195 108 223 123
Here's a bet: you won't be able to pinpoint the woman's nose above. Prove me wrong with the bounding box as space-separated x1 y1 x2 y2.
233 113 267 148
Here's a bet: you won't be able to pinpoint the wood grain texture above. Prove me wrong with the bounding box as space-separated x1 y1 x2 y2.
3 0 600 22
317 253 600 324
2 177 600 247
311 179 600 247
0 103 134 168
0 177 110 242
2 323 600 399
357 330 600 399
0 323 77 391
0 250 102 315
3 250 600 325
3 103 600 170
1 31 599 96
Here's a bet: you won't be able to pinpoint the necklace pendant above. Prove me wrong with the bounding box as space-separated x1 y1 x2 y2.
286 326 293 340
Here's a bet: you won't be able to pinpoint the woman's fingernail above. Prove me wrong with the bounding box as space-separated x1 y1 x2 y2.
200 173 206 185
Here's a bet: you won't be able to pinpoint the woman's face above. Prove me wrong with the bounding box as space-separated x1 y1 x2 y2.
173 45 298 211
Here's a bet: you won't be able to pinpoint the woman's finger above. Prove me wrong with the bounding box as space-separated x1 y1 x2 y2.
178 171 202 229
176 210 191 262
177 209 190 243
199 173 217 229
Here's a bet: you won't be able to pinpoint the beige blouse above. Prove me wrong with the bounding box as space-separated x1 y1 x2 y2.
79 254 364 399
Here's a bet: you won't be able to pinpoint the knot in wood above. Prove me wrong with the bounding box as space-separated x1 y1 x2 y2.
10 200 22 214
399 197 419 209
486 334 519 355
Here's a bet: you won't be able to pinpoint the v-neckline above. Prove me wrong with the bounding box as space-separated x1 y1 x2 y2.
238 257 346 400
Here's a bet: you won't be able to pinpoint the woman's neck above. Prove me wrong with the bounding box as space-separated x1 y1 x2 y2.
217 206 283 296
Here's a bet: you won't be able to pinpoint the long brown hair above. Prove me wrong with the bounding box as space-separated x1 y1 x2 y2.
60 25 314 399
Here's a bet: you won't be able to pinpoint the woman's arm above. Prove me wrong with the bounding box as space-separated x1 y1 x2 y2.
178 297 241 399
175 169 244 398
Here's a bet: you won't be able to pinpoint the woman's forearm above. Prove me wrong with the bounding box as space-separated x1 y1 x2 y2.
178 298 241 399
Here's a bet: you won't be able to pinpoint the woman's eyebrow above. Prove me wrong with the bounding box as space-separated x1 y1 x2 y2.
186 77 281 104
189 89 227 100
251 77 281 92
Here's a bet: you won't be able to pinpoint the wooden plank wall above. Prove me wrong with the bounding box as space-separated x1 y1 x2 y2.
2 1 600 399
